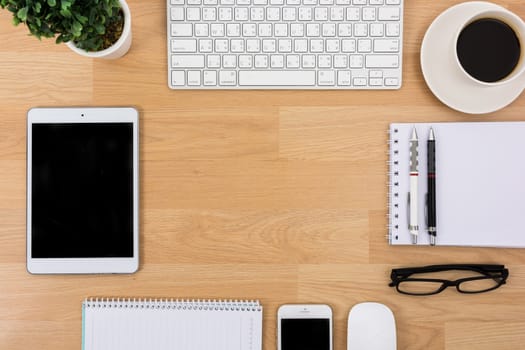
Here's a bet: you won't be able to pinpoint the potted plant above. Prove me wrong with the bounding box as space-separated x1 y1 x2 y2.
0 0 132 59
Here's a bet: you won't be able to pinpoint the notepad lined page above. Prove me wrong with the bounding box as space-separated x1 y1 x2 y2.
82 299 263 350
388 122 525 247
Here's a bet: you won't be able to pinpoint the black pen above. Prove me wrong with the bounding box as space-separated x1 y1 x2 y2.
427 127 437 245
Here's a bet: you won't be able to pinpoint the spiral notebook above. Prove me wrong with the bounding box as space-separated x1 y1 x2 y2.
388 122 525 247
82 298 263 350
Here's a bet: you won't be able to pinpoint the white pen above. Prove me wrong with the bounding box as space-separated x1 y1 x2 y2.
409 126 419 244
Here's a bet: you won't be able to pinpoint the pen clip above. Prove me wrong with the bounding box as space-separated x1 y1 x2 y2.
407 192 411 229
424 192 428 229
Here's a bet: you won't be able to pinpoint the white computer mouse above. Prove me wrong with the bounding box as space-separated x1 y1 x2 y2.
347 302 396 350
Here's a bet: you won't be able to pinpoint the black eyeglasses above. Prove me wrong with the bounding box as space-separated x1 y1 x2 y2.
389 264 509 296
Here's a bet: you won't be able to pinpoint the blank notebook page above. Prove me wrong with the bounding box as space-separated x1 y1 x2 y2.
82 299 263 350
388 122 525 247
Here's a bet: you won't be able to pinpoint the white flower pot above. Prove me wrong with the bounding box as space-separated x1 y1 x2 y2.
66 0 132 59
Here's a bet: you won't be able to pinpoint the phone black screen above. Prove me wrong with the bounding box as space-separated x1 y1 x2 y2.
281 318 330 350
31 123 134 258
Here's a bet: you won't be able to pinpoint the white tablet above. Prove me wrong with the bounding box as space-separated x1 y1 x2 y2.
27 107 139 274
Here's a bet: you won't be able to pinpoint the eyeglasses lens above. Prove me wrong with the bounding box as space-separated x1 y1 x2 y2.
397 280 443 295
458 277 502 293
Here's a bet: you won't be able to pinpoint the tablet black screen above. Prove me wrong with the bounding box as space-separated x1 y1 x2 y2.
31 123 134 258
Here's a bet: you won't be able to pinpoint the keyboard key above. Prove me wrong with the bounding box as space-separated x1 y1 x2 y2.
378 7 400 21
250 7 264 21
170 8 184 21
346 8 360 21
374 39 400 52
187 71 202 86
235 7 248 21
219 8 233 20
358 39 372 52
239 55 253 68
204 71 217 85
223 55 237 68
195 23 209 37
318 55 332 68
231 39 245 52
337 71 351 85
353 77 367 86
207 55 221 67
362 8 376 21
215 39 229 52
278 39 292 52
219 70 237 85
318 70 335 85
299 8 312 21
187 8 201 21
239 70 316 85
365 55 399 68
203 8 217 20
172 55 205 68
338 23 352 36
386 23 400 36
385 77 399 86
172 39 197 52
262 39 276 52
171 24 192 37
349 55 363 68
294 39 308 52
342 39 356 52
171 71 185 86
334 55 348 68
286 55 300 68
370 23 384 36
271 55 284 68
199 39 213 52
211 23 224 36
283 7 297 20
247 39 261 52
326 39 340 52
243 23 257 36
254 55 269 68
331 7 344 21
275 23 288 37
291 23 304 36
302 55 316 68
369 77 383 86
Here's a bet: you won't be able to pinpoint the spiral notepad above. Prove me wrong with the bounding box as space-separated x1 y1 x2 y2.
388 122 525 247
82 298 263 350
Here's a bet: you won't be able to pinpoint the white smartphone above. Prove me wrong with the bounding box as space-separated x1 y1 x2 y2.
277 304 333 350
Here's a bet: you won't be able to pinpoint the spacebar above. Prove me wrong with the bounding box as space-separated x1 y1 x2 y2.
239 70 316 86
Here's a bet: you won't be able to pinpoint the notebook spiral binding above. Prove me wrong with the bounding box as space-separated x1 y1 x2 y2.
387 127 400 243
83 298 262 312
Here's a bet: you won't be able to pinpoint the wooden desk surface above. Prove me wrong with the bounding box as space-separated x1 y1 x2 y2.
1 1 525 349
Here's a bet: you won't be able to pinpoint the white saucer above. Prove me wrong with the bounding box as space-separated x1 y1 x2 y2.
421 1 525 114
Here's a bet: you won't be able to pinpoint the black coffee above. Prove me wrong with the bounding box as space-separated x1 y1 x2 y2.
456 18 521 83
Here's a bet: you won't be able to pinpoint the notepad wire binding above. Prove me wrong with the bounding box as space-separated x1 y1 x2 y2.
83 298 262 312
387 126 400 244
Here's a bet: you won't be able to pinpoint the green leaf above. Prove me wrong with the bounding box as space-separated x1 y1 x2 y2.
61 0 72 11
34 2 42 13
16 6 28 21
72 20 83 36
94 23 105 34
60 9 71 18
48 0 56 6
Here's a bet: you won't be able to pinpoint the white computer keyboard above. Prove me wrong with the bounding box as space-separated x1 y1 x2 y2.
167 0 403 89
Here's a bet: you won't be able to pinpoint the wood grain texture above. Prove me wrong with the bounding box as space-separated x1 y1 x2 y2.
1 0 525 349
